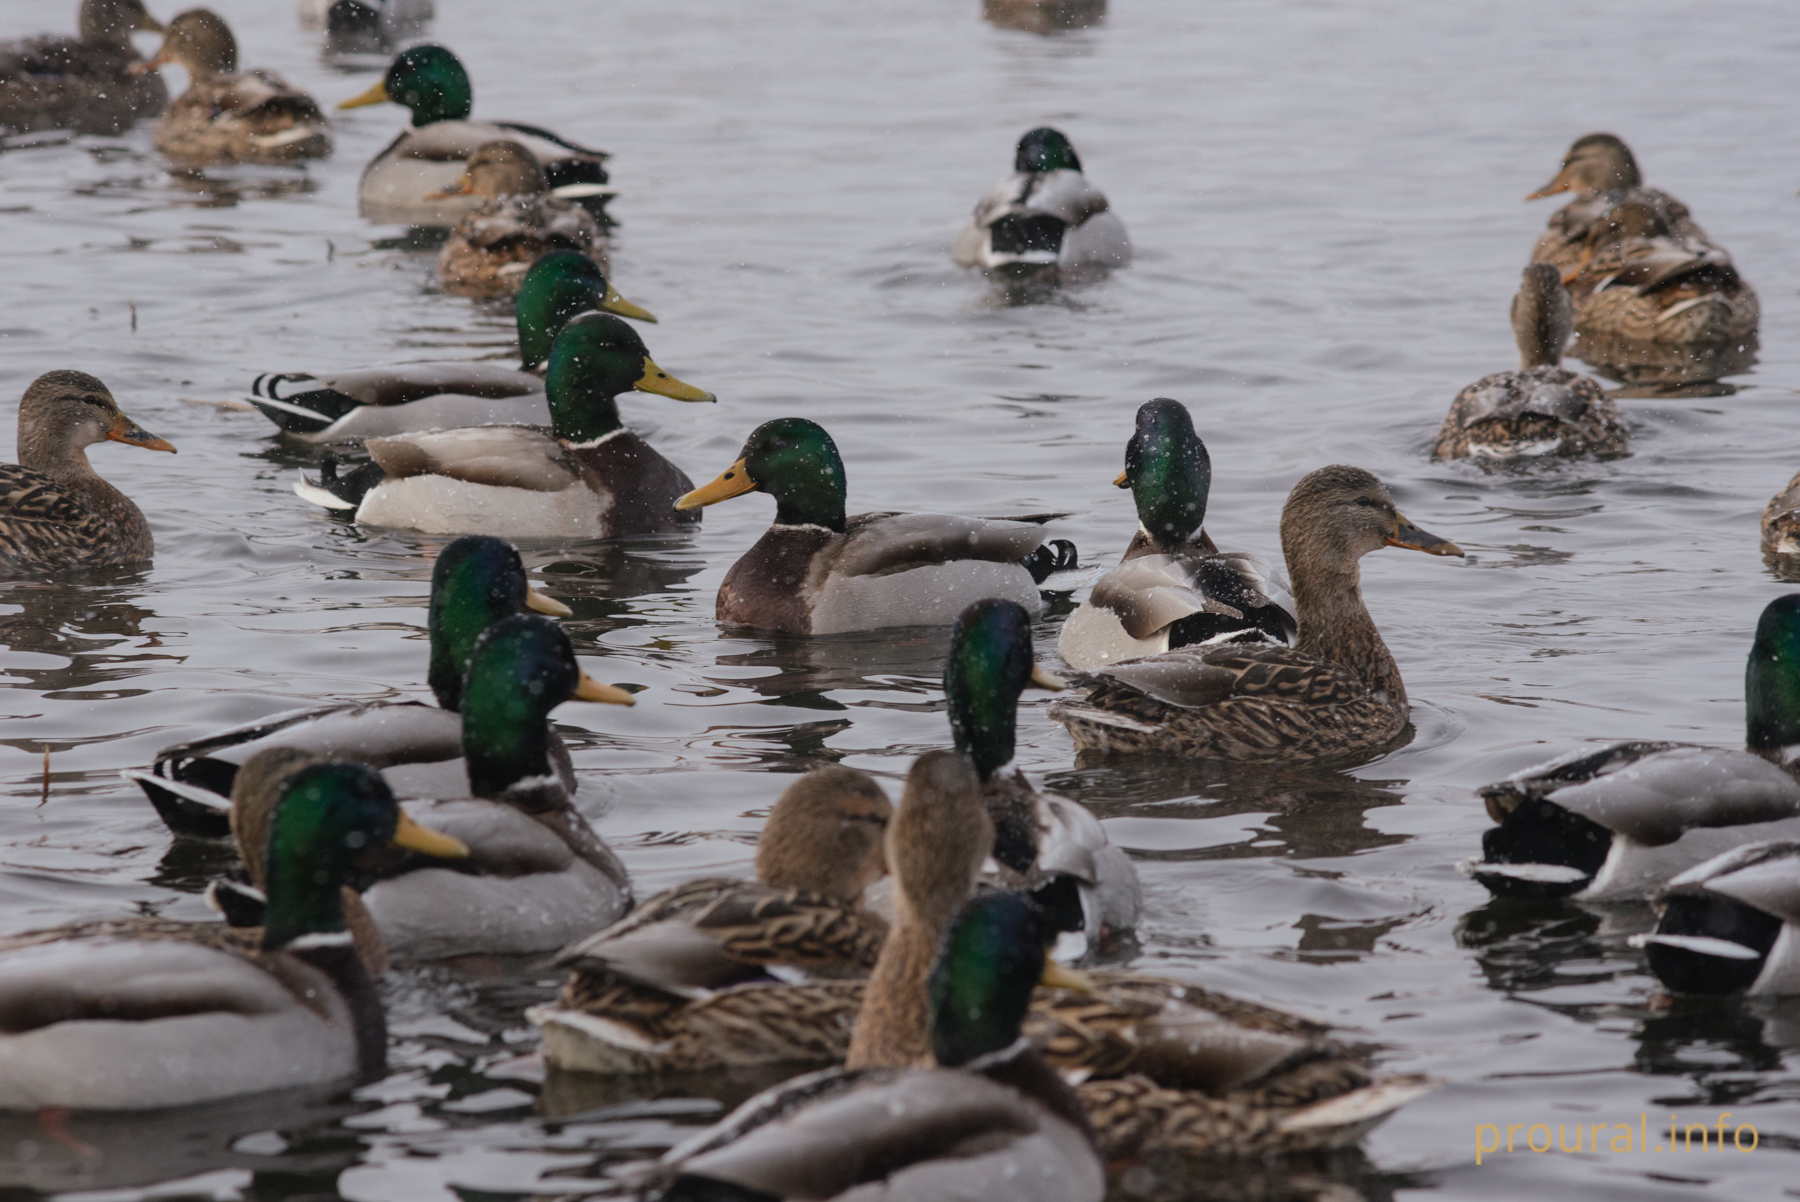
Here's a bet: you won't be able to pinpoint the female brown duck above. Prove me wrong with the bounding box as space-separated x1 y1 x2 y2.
0 0 166 136
1049 465 1461 760
0 370 175 575
435 140 603 298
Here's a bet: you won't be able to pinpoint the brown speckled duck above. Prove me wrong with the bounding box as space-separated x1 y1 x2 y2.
0 0 166 136
137 9 330 165
1527 133 1757 350
434 140 603 298
0 370 175 576
1762 472 1800 557
1048 466 1462 761
1432 263 1627 460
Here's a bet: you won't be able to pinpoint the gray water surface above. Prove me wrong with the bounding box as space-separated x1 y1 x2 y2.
1 1 1798 1198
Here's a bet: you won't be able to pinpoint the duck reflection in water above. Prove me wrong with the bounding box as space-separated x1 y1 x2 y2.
0 576 158 697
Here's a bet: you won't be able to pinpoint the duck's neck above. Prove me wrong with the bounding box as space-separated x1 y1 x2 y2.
18 431 150 551
1291 560 1405 706
290 940 387 1079
460 684 555 803
844 893 956 1070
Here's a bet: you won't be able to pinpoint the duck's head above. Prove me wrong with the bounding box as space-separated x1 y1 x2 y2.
427 536 570 712
133 8 234 78
677 418 847 532
17 370 176 469
430 140 545 203
517 251 656 371
460 614 634 800
339 44 472 126
1527 133 1641 200
1746 595 1800 759
1117 398 1210 550
929 890 1091 1068
1511 263 1573 370
542 312 713 445
945 599 1063 782
1279 466 1462 585
1014 127 1083 174
260 760 467 952
81 0 162 46
888 750 995 934
755 766 892 900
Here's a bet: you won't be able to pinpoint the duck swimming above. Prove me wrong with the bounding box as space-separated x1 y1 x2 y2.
1463 594 1800 902
1526 133 1757 353
434 140 603 298
0 370 176 577
675 417 1076 634
340 44 611 227
1432 263 1628 460
136 9 330 166
0 0 166 136
1048 465 1462 760
953 127 1130 272
247 250 655 442
1636 840 1800 998
1059 398 1294 670
296 312 712 538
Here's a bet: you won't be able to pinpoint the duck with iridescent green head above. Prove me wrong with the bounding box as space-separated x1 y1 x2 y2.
952 127 1130 272
339 44 612 227
676 418 1076 635
1059 399 1295 672
248 250 656 442
296 312 712 538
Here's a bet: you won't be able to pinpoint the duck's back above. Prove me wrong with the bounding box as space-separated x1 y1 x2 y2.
362 119 607 226
156 70 330 164
0 35 165 135
0 462 152 573
1432 365 1623 460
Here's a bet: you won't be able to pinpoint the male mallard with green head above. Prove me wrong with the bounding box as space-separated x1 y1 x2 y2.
434 140 602 298
0 0 166 136
1049 466 1462 760
248 250 655 441
953 127 1130 271
1432 263 1627 460
136 9 330 165
1060 399 1294 670
296 312 713 538
1526 133 1757 350
0 761 466 1109
0 370 175 576
676 418 1076 634
340 44 611 227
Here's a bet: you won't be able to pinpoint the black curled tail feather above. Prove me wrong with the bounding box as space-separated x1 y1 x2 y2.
1020 538 1079 584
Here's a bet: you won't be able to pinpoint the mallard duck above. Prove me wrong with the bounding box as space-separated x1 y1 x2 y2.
246 250 654 442
128 534 573 837
0 369 176 576
982 0 1106 34
433 140 602 298
135 9 329 166
675 417 1076 634
1462 594 1800 902
1058 399 1294 670
0 0 166 136
0 760 466 1110
1432 264 1628 460
1761 470 1800 557
946 599 1140 954
1526 133 1757 350
339 44 611 227
952 127 1130 272
1634 840 1800 997
317 0 431 59
295 313 712 537
529 767 894 1075
640 888 1105 1202
1048 465 1463 760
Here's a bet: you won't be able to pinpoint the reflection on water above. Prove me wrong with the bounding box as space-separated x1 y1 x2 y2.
0 578 161 705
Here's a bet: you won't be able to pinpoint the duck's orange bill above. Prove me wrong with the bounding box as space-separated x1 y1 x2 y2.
1386 513 1463 557
676 458 755 510
108 414 176 453
127 47 172 75
339 79 391 109
1525 169 1572 201
426 174 475 200
574 669 637 705
391 811 469 860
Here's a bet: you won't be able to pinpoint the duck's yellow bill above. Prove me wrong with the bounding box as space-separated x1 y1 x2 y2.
601 285 657 324
526 587 572 618
339 79 391 109
391 811 470 860
1386 513 1463 557
676 459 756 510
1040 959 1094 992
633 357 714 403
574 669 637 705
1113 469 1130 488
1030 664 1065 691
108 413 176 453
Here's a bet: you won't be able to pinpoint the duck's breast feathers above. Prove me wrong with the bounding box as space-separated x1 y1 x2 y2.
1072 637 1360 712
568 429 699 533
834 511 1049 577
1530 745 1800 846
366 425 578 491
1447 368 1607 430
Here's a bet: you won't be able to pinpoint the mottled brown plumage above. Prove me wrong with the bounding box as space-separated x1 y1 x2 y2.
140 10 330 165
435 141 602 298
0 370 176 577
1763 469 1800 557
1048 466 1461 760
0 0 167 135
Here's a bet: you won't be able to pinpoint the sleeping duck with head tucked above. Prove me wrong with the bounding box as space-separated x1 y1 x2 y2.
953 126 1130 272
675 418 1076 635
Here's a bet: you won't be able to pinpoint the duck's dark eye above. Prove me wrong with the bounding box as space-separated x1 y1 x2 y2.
82 395 109 409
1354 496 1375 507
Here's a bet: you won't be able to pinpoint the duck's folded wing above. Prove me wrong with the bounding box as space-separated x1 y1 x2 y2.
219 72 326 124
254 362 542 409
156 701 460 781
1446 369 1605 429
1087 555 1247 639
0 937 286 1032
1667 841 1800 925
398 799 574 876
1540 746 1800 846
1598 237 1735 292
366 426 578 492
0 465 97 531
1071 639 1356 712
836 512 1047 577
1016 168 1113 226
